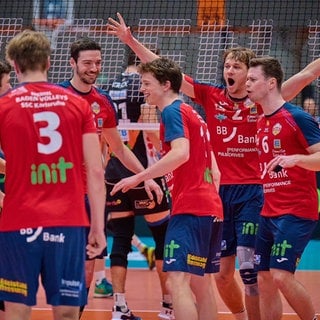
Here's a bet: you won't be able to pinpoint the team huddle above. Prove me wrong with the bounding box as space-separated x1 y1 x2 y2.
0 11 318 320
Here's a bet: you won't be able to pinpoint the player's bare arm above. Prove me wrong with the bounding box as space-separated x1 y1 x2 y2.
102 127 163 203
107 12 196 98
267 143 320 172
0 158 5 174
107 13 158 63
282 57 320 101
111 137 189 195
83 133 107 259
210 151 221 192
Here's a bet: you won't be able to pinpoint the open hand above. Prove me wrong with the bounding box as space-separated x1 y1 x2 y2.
107 12 132 44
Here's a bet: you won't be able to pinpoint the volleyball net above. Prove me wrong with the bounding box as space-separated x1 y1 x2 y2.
0 0 319 126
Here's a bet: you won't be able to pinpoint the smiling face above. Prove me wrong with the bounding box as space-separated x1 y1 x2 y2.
139 72 163 106
71 50 102 85
223 54 249 97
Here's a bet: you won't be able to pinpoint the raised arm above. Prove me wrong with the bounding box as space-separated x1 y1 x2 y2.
107 12 159 63
107 12 196 98
282 58 320 101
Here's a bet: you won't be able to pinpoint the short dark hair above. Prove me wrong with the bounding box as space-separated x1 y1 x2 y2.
249 56 284 90
70 37 101 62
0 60 11 84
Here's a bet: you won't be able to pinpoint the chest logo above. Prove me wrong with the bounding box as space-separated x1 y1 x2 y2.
215 113 227 122
272 123 282 135
91 102 101 114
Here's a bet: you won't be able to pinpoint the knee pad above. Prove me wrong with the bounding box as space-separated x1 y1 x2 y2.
237 246 258 296
109 216 135 268
148 218 169 260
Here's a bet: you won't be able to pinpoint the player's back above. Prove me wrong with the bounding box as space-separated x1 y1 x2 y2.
0 82 96 230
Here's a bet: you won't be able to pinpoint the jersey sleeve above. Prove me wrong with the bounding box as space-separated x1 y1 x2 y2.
82 98 98 134
162 100 189 142
289 103 320 147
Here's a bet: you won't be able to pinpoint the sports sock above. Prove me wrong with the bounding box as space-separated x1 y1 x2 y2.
94 270 105 285
114 293 128 311
163 294 172 305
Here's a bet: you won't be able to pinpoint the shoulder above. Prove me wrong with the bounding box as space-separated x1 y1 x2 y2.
283 102 311 121
163 100 193 121
58 80 71 88
283 102 319 133
92 86 114 105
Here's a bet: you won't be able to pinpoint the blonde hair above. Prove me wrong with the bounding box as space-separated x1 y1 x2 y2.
223 47 256 68
6 30 51 73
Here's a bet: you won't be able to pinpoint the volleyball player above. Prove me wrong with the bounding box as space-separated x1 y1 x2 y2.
0 59 12 320
106 12 320 320
111 56 224 320
247 56 320 320
0 29 106 320
0 60 11 95
0 60 11 192
106 47 173 320
60 37 165 320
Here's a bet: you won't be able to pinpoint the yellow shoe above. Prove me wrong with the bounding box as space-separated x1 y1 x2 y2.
141 246 155 270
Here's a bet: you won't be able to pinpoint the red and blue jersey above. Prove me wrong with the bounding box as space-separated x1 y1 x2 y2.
188 77 262 185
160 99 223 218
0 82 97 230
257 102 320 220
60 80 118 190
59 80 118 136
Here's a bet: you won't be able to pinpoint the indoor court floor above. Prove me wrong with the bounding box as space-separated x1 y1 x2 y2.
31 239 320 320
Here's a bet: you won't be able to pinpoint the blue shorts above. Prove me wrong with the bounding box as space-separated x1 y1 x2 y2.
106 177 171 215
163 214 223 275
0 227 87 306
255 215 317 273
219 184 263 257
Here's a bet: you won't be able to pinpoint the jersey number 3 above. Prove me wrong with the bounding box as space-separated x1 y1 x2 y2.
33 111 62 155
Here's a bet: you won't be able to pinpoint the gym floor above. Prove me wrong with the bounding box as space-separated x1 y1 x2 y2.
32 239 320 319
